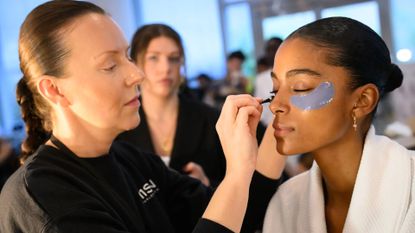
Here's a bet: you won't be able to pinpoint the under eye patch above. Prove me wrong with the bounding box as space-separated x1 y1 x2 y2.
290 81 334 110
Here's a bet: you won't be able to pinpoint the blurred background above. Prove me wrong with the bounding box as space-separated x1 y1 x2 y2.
0 0 414 150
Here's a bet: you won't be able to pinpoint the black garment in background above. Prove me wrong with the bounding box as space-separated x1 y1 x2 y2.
117 96 227 187
0 148 19 191
0 139 280 233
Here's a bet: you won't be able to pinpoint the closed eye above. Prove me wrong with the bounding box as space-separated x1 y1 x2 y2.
103 64 116 72
269 90 278 100
293 88 312 93
126 54 133 62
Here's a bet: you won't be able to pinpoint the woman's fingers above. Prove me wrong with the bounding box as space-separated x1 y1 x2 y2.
219 95 260 125
235 105 262 135
183 162 210 186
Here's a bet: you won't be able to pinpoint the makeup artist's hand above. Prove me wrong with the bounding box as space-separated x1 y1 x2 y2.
216 95 263 180
183 162 210 186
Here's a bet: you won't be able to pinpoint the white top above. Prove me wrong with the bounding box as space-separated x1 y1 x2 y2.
160 156 171 166
263 126 415 233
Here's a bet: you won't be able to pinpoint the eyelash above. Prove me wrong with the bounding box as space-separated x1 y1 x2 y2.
147 56 181 63
103 54 134 72
269 90 277 100
269 87 312 98
294 88 312 93
103 64 116 72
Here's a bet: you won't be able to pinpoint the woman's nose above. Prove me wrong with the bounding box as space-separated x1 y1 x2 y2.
269 91 289 115
157 56 171 74
126 63 145 86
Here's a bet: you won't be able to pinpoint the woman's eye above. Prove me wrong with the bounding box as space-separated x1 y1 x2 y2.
148 56 158 61
169 56 181 64
103 64 116 72
293 88 312 93
269 90 278 100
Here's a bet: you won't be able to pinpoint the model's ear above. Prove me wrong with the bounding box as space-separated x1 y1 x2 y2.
352 83 380 118
37 75 70 106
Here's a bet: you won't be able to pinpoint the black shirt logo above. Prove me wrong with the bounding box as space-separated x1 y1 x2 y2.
138 179 159 203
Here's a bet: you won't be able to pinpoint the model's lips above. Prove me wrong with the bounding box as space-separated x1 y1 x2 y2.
125 96 140 107
273 124 294 137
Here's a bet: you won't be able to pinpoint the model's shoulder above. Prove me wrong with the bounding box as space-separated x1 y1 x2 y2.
371 133 415 159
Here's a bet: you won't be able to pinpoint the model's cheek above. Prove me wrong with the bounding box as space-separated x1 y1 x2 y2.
290 81 335 111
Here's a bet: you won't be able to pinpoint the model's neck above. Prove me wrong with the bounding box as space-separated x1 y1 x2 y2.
141 89 179 121
313 129 366 201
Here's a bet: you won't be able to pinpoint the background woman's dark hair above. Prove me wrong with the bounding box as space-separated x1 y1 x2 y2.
130 23 185 67
286 16 403 100
17 0 105 161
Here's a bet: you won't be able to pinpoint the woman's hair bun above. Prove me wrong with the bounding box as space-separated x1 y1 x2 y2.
384 63 403 93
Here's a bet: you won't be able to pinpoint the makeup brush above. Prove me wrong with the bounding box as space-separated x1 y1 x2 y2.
260 97 272 104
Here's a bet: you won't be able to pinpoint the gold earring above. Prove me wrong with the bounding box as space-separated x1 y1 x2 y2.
352 103 358 131
352 113 357 131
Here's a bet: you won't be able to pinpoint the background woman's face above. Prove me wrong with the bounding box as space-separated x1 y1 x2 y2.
58 13 143 133
269 38 356 155
141 36 182 98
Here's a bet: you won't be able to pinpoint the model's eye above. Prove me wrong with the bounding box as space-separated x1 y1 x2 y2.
269 90 278 100
292 83 314 93
293 88 312 93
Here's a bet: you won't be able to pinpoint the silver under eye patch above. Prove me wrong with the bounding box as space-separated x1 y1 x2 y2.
290 81 334 110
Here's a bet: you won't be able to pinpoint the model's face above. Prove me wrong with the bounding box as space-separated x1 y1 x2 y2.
269 38 355 155
59 14 143 132
141 36 182 98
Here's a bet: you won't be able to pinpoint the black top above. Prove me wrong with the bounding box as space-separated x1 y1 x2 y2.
0 148 19 190
0 138 279 233
116 97 226 187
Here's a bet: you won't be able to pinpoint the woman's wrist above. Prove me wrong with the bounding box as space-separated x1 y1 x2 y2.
224 166 255 186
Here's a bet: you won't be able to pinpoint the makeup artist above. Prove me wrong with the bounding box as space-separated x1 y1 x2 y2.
0 1 285 233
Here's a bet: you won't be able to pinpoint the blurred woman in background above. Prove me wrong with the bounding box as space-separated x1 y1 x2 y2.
117 24 225 187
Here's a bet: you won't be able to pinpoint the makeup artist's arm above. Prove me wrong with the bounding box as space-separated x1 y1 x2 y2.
256 121 286 179
201 95 262 233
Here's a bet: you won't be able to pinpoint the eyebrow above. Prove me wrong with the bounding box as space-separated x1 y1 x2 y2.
145 50 181 55
270 68 321 80
94 46 130 60
286 69 321 78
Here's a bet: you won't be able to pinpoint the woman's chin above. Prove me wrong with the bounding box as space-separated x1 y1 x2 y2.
276 142 301 156
124 117 140 131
